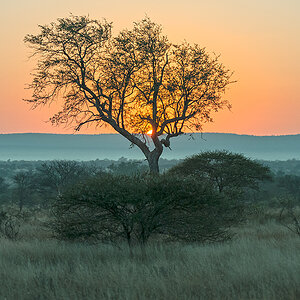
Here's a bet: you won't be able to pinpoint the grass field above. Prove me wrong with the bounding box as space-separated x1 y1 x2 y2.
0 210 299 300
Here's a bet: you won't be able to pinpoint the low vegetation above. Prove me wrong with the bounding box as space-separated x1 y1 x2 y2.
0 152 299 299
50 174 243 246
0 208 299 300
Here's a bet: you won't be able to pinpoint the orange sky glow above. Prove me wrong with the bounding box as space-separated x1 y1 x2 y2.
0 0 299 136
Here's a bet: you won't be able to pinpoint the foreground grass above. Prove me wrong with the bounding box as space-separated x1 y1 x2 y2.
0 221 299 300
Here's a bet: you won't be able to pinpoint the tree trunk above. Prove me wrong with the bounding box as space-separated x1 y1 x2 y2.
18 192 24 212
126 231 133 257
19 198 23 212
147 151 161 174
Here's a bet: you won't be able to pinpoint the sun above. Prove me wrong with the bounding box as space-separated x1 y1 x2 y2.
147 129 153 135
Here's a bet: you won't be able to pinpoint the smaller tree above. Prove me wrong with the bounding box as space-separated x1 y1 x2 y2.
13 171 35 212
168 150 272 196
277 175 300 200
279 196 300 237
275 175 300 237
36 160 92 196
0 177 8 194
0 177 8 204
50 173 243 247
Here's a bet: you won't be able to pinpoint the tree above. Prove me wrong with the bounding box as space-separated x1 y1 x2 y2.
13 171 34 212
0 177 8 195
277 175 300 200
51 173 243 247
279 195 300 237
0 177 9 205
25 15 233 173
168 150 272 195
36 160 92 195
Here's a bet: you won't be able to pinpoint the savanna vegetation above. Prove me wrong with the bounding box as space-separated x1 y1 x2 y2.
0 152 300 299
1 13 298 300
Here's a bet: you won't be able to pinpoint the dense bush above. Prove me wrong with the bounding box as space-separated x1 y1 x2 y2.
50 174 244 246
168 150 272 198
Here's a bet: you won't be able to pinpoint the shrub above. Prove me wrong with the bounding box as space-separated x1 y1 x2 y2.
167 150 272 199
50 173 243 246
0 210 21 240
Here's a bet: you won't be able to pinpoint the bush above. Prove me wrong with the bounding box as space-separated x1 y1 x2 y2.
50 173 243 246
0 210 21 240
167 150 272 199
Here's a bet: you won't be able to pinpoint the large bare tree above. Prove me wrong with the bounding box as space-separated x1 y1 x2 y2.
25 15 233 173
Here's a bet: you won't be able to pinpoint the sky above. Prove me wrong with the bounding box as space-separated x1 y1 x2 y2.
0 0 299 136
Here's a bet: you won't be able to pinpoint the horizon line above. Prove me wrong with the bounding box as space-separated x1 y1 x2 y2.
1 132 299 137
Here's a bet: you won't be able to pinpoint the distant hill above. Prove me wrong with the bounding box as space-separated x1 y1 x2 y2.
0 133 299 161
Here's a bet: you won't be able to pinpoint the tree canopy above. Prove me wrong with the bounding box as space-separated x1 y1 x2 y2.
51 173 243 246
25 15 233 173
168 150 272 194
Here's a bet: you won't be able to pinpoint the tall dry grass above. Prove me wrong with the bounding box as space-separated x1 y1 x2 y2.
0 211 299 300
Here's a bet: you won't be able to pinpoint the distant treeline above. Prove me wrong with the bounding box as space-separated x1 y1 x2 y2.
258 159 300 176
0 158 180 209
0 158 180 181
1 158 300 179
0 157 300 211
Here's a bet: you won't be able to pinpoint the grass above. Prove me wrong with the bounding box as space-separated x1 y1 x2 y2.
0 213 299 300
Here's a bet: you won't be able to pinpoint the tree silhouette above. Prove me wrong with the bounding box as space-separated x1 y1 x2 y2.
13 171 34 212
168 150 272 194
25 15 233 173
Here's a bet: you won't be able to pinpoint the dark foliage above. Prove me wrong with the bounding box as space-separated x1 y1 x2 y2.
0 210 20 240
50 173 243 246
13 171 36 211
277 175 300 200
107 160 148 176
279 197 300 237
1 157 299 211
36 160 94 196
168 150 272 197
0 177 8 194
